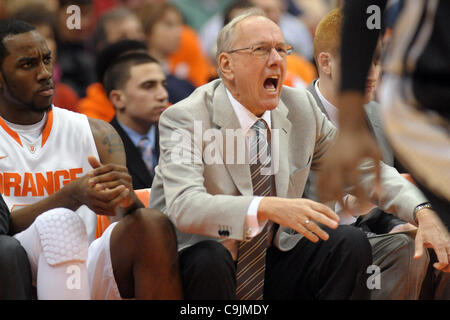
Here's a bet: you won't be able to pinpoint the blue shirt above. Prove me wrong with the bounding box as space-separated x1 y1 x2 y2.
117 121 157 169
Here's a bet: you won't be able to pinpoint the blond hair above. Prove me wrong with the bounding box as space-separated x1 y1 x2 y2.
313 8 342 64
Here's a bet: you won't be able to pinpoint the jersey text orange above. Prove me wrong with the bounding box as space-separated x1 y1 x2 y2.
0 168 83 197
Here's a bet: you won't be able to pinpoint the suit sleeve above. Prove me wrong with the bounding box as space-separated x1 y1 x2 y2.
156 106 254 241
356 159 427 224
0 194 10 235
340 0 388 93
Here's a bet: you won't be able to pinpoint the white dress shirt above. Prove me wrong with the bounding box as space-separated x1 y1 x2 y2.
226 89 270 238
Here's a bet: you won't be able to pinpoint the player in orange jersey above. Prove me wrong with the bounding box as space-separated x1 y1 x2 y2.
0 19 182 299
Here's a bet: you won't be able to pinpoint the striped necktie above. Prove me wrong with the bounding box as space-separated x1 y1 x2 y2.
236 119 272 300
138 136 154 174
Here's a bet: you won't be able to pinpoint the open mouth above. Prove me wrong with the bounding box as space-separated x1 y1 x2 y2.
263 75 279 92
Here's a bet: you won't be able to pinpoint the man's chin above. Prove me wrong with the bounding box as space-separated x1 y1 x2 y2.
30 102 52 113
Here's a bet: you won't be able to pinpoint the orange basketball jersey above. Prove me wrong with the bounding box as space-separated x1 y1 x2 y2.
0 106 99 242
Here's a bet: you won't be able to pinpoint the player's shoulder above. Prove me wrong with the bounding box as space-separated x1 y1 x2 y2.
86 116 119 145
52 105 89 125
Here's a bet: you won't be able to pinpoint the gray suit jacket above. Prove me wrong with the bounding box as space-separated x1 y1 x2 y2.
306 80 394 165
150 79 427 253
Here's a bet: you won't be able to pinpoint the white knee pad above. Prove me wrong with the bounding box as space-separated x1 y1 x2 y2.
34 208 89 266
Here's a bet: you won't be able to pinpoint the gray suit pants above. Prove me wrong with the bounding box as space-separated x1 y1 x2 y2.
368 232 429 300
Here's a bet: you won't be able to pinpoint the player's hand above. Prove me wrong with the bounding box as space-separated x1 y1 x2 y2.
66 173 129 216
258 197 339 243
414 209 450 272
317 92 383 210
87 156 142 212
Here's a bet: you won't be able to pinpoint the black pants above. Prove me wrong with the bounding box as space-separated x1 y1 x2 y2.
179 225 372 300
0 235 32 299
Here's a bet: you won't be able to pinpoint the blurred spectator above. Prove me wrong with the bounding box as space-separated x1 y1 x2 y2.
78 8 146 121
293 0 339 36
56 0 96 97
136 2 213 88
91 7 145 58
1 0 59 16
13 5 80 112
170 0 235 31
200 0 313 62
252 0 313 60
200 0 255 65
79 8 146 122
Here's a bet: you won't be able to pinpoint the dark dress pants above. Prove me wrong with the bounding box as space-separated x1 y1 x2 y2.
0 235 32 299
179 225 372 299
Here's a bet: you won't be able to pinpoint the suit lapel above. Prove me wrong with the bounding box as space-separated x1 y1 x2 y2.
307 80 330 119
110 117 153 188
212 83 253 196
271 101 291 197
211 83 292 198
307 81 394 165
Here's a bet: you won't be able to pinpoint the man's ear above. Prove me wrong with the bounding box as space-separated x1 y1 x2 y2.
317 52 332 75
218 52 234 82
109 89 126 111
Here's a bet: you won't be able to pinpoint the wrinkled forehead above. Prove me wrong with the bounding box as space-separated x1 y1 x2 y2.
233 16 285 47
3 31 49 59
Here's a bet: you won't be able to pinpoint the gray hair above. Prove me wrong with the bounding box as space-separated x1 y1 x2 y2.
216 8 266 77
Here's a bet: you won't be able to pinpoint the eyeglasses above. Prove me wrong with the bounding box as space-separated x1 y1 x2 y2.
226 43 293 58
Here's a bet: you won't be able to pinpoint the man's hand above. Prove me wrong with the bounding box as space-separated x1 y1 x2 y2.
317 91 383 209
342 194 377 216
86 156 142 216
258 197 339 243
414 208 450 272
389 223 417 234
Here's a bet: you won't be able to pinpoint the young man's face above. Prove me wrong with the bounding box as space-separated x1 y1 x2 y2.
120 62 168 130
327 51 380 104
0 31 54 115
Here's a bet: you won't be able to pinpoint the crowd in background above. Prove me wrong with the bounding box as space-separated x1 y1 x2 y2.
0 0 339 116
3 0 448 301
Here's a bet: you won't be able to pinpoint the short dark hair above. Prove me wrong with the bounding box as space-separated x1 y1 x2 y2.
103 52 159 96
0 19 36 65
96 39 148 82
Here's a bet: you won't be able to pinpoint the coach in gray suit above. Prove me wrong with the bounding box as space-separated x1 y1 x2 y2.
149 12 431 300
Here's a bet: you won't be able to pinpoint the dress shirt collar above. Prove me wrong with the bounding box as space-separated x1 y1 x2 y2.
225 88 272 132
117 119 155 148
314 79 339 128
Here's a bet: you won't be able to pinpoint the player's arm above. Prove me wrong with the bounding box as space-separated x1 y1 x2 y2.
87 118 143 219
9 119 139 235
9 162 130 234
317 0 387 207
